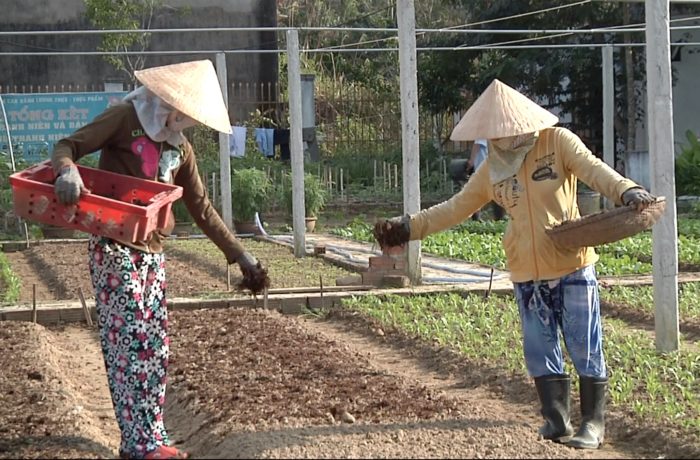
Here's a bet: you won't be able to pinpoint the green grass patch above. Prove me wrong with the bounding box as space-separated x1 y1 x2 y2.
331 218 700 275
0 252 20 304
342 292 700 434
601 282 700 320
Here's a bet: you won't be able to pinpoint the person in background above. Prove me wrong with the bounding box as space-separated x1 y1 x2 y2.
373 79 656 450
51 60 270 460
467 138 505 221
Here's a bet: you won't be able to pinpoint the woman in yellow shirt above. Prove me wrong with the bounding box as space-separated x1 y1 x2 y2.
375 79 655 450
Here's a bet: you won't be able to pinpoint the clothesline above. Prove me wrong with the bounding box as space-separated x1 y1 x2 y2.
229 125 291 160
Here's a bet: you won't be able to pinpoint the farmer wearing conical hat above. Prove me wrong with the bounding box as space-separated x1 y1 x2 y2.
374 79 656 450
51 60 270 459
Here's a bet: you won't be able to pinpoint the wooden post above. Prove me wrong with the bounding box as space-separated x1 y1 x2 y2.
287 29 307 258
226 264 231 291
383 161 388 190
645 0 679 352
397 0 422 284
78 287 94 327
319 275 324 309
602 45 615 209
373 159 377 190
215 53 233 230
32 284 37 323
339 168 345 200
211 172 217 209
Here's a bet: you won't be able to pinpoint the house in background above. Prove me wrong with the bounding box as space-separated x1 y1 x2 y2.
0 0 278 123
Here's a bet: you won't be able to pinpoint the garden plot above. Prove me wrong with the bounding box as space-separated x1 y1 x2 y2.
0 239 355 305
0 306 652 459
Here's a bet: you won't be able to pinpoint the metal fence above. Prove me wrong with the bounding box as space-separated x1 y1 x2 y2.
0 80 469 239
225 79 468 157
0 80 469 159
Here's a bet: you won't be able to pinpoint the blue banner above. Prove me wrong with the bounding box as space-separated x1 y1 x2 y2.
2 91 127 163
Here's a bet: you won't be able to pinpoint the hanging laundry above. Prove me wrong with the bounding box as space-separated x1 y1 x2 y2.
255 128 275 157
273 128 290 161
229 125 247 158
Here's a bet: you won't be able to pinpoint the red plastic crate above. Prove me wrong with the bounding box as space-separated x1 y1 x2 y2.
10 160 183 242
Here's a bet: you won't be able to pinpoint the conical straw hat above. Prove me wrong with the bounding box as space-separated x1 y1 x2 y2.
450 79 558 141
135 60 232 134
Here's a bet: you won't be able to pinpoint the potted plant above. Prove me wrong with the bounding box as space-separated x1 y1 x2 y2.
283 172 327 232
576 180 601 216
231 167 271 234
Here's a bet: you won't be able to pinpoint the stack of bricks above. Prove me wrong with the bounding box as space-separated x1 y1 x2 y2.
361 252 409 288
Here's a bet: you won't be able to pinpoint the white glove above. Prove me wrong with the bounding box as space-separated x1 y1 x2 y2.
55 165 89 205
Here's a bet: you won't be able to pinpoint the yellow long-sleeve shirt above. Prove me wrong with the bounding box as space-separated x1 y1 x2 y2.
410 127 639 282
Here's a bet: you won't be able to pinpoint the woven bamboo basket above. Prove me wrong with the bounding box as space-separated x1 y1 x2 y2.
545 197 667 248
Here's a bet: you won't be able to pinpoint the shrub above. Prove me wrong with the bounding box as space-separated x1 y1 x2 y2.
676 130 700 196
282 172 328 217
231 168 271 222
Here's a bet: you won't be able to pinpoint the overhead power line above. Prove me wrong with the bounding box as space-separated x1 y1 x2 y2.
0 25 692 37
2 41 699 57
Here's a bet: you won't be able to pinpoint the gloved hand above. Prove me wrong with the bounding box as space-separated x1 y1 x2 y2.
373 215 411 249
55 165 89 205
622 186 656 211
235 251 270 295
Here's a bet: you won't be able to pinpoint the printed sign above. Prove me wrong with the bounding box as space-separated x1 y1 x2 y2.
1 92 127 163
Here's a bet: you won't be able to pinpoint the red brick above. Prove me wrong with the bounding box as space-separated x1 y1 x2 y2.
368 256 395 269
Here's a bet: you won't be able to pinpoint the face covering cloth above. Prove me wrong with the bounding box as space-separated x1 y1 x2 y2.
487 132 539 184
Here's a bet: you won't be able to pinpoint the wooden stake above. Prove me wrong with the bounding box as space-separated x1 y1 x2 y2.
32 284 37 323
485 267 495 299
373 160 377 189
78 287 94 327
263 286 269 309
319 275 324 308
226 264 231 291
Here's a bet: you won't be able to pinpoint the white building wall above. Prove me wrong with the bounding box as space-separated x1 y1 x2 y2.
635 20 700 155
627 19 700 190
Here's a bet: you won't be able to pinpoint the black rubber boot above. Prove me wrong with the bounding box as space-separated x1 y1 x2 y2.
567 376 607 449
534 374 574 442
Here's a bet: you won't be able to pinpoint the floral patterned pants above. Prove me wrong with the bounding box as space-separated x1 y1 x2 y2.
88 235 171 458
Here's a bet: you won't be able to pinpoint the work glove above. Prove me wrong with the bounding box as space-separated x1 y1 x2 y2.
235 251 270 295
621 186 656 211
55 165 89 205
373 215 411 249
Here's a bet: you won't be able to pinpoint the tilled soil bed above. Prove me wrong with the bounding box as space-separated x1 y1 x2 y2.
2 238 354 304
1 305 693 459
1 239 698 459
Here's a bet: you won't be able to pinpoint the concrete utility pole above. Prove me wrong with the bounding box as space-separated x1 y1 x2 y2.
602 45 615 209
216 52 233 230
287 29 307 258
645 0 679 352
397 0 422 284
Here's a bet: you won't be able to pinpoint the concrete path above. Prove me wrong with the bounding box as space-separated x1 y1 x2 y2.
262 233 513 292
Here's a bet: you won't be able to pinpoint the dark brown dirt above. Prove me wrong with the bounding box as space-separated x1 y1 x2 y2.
1 240 699 459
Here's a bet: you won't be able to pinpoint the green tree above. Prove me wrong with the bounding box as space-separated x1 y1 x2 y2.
83 0 163 81
418 1 698 154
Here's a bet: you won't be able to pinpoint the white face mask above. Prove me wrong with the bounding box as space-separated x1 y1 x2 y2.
167 111 198 132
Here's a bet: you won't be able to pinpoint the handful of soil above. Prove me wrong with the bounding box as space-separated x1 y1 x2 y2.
237 262 271 295
373 219 410 249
